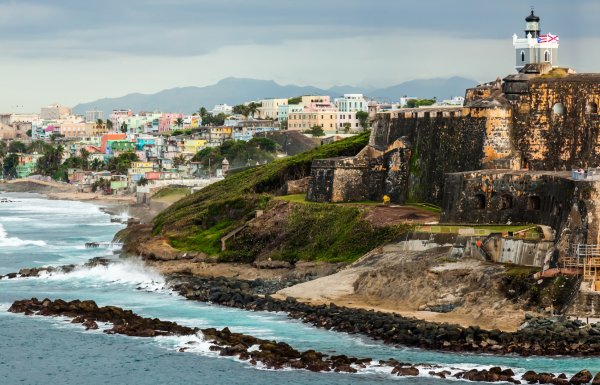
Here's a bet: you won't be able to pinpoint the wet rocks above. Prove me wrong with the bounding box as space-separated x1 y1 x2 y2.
570 370 593 384
8 298 198 337
168 275 600 357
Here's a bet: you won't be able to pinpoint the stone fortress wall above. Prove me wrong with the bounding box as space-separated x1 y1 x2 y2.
306 63 600 251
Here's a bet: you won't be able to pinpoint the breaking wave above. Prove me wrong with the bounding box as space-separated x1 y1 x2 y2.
0 223 47 247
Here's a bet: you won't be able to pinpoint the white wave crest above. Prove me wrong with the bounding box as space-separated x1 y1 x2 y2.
0 223 47 247
40 259 165 289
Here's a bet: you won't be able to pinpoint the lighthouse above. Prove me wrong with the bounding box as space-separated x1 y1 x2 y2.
513 9 559 72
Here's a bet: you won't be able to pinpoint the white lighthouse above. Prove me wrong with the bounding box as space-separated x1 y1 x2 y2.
513 10 559 72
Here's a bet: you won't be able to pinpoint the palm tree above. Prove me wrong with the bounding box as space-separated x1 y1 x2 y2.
80 148 90 170
248 102 259 118
174 117 184 130
106 120 114 132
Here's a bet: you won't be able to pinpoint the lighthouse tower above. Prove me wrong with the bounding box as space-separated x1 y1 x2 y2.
513 10 559 72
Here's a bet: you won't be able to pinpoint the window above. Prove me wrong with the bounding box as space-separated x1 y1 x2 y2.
521 51 525 62
475 194 486 210
544 50 550 62
527 196 541 210
500 194 513 210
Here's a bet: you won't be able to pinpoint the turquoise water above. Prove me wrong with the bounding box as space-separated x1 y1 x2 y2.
0 193 598 384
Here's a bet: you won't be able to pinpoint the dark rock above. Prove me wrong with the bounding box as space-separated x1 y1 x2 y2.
570 370 593 384
392 366 419 376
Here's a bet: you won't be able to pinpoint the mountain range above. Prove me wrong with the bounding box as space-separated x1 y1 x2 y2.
73 76 478 114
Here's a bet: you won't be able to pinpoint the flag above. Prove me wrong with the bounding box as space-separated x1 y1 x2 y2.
538 34 559 43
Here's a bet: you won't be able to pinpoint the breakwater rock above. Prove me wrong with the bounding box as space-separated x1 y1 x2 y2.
0 257 113 280
10 298 600 383
168 275 600 357
9 298 196 336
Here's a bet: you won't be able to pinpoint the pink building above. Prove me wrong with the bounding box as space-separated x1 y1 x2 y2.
158 113 183 133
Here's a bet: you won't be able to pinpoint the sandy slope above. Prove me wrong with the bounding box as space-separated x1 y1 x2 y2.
276 244 525 332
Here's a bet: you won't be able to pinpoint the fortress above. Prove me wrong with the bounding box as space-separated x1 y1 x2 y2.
306 11 600 282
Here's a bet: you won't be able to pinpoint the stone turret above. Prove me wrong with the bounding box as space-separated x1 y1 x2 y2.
221 158 230 177
367 100 378 123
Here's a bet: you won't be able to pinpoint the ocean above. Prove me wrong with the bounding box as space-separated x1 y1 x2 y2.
0 193 598 384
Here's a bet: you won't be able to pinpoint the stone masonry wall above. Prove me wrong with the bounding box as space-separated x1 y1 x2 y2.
510 76 600 170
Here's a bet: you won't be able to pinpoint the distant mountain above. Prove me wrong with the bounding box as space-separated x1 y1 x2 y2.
72 76 478 114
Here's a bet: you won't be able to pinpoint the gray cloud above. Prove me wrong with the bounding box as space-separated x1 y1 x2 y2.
0 0 596 111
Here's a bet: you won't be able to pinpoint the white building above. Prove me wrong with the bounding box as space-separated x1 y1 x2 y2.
85 110 104 123
257 98 288 119
334 94 368 113
211 104 233 115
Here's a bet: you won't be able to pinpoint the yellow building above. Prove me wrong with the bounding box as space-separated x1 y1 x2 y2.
184 139 207 154
129 161 155 175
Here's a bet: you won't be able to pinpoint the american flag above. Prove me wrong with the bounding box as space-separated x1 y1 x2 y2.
538 34 559 43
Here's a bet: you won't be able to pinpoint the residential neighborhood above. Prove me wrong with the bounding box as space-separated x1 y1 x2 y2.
0 93 463 198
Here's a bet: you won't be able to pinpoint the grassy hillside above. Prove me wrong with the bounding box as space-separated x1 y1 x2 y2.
152 132 370 254
225 201 409 264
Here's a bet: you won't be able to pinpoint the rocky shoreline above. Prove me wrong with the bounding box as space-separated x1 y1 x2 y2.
168 275 600 357
10 298 600 384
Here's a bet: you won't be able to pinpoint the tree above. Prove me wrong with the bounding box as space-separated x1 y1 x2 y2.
232 104 250 118
198 107 208 118
80 148 90 170
288 96 302 105
279 119 288 130
8 141 27 154
120 122 128 133
248 102 261 118
173 154 187 168
0 141 7 159
356 111 369 130
106 120 114 131
26 129 32 137
342 122 352 134
2 153 19 179
35 144 64 177
307 125 325 137
405 98 436 108
174 117 184 129
27 140 51 154
248 137 278 153
90 158 104 171
106 151 138 174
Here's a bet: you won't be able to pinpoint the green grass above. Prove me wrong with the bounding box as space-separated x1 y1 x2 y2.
415 224 541 238
227 202 410 263
407 203 442 214
275 194 381 206
274 194 308 204
504 264 541 279
152 186 191 199
153 132 371 253
170 220 233 255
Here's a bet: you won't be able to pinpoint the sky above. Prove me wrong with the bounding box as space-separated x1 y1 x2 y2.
0 0 597 112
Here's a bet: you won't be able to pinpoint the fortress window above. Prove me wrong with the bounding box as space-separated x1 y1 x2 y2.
474 194 486 210
586 102 598 114
527 196 541 210
552 103 565 115
520 51 525 62
500 194 513 210
544 50 550 62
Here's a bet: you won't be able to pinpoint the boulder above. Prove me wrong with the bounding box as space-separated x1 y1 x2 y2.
570 370 593 384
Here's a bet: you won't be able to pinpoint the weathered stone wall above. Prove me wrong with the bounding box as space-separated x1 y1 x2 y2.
307 110 487 204
508 76 600 170
306 157 374 203
440 170 600 248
